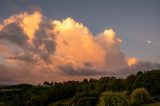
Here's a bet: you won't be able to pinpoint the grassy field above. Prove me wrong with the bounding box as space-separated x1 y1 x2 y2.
142 102 160 106
0 102 5 105
48 98 73 106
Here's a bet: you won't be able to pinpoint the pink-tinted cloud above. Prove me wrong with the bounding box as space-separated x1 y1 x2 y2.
0 11 159 84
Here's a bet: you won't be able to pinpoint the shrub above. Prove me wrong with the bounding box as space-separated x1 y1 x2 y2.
154 95 160 101
72 92 99 106
130 88 152 105
74 97 97 106
73 92 99 101
98 92 129 106
52 102 64 106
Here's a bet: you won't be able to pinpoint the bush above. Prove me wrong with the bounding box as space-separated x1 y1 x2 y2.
72 92 99 106
130 88 152 105
74 97 97 106
73 92 99 101
98 92 129 106
154 95 160 101
52 102 64 106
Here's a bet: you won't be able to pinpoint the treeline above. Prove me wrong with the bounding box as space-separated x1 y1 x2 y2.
0 70 160 106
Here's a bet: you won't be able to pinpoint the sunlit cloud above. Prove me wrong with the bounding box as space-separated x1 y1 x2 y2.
53 17 105 69
127 57 138 66
0 11 160 84
3 12 42 43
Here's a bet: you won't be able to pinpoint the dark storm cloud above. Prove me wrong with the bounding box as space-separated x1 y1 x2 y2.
0 23 28 46
7 53 37 63
32 18 56 62
59 61 160 77
129 61 160 72
119 61 160 75
0 64 30 82
84 62 93 67
58 65 110 76
0 63 48 84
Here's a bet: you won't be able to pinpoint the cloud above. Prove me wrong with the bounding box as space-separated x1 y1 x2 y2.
53 18 106 69
124 61 160 74
0 44 10 54
2 11 42 43
96 29 128 70
0 63 55 84
0 63 32 83
127 58 138 66
0 23 28 46
0 11 160 84
0 11 56 64
52 18 128 74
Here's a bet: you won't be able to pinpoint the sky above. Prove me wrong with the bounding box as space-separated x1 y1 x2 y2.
0 0 160 84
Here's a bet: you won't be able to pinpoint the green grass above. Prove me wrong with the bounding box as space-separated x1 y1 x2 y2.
48 98 73 106
0 88 20 92
141 102 160 106
0 102 5 105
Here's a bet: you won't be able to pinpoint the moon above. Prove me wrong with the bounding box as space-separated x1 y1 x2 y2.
147 40 151 44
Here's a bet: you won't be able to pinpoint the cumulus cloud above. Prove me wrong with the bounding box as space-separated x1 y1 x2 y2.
0 11 160 84
0 23 28 46
0 11 56 64
0 44 10 54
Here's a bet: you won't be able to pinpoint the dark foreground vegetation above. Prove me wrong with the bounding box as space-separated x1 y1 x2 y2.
0 70 160 106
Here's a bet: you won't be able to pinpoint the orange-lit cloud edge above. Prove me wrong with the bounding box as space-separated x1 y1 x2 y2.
0 11 159 84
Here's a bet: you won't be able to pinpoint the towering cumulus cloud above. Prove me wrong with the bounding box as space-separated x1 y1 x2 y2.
0 11 159 84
